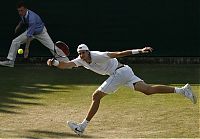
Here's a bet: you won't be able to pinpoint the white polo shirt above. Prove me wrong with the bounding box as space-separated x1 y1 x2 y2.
71 51 118 75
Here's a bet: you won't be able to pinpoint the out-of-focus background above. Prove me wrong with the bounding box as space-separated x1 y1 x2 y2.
0 0 199 58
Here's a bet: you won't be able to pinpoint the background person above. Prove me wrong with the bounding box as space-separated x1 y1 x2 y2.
0 1 68 67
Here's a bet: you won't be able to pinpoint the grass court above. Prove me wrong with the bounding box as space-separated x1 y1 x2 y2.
0 64 199 138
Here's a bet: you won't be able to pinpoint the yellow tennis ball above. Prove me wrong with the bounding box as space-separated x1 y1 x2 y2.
18 49 23 54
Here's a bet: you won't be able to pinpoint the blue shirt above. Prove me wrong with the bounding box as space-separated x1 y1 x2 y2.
21 10 44 37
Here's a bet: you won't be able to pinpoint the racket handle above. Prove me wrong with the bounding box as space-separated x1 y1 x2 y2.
51 58 59 66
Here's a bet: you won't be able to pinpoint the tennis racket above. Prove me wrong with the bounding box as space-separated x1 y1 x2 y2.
53 41 70 59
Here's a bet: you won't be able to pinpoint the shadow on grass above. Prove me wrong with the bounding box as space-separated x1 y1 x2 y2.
0 65 105 114
24 130 94 138
0 64 199 138
0 64 199 114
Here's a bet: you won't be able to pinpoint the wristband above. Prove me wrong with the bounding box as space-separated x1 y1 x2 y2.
131 49 139 54
52 59 59 66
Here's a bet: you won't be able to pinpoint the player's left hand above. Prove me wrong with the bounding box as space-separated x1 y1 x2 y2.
141 47 153 53
47 58 55 66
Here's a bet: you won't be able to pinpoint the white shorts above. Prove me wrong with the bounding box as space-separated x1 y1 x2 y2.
97 65 143 94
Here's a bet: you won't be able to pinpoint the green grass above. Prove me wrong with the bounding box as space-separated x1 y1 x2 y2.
0 64 199 138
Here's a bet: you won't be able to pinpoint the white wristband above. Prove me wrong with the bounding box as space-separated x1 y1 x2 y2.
52 59 59 66
131 49 139 54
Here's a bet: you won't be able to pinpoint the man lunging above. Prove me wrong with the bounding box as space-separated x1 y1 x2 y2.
47 44 197 136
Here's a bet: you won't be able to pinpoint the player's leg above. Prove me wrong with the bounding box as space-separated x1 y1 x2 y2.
67 73 121 136
134 81 197 104
124 66 175 94
34 27 69 62
134 81 174 95
67 90 107 136
85 90 107 121
0 31 27 67
124 65 197 104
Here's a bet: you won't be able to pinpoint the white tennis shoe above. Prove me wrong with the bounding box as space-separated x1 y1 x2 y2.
182 83 197 104
0 60 14 67
67 121 85 136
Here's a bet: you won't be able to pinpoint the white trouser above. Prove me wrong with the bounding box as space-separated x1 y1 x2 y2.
97 65 143 94
7 27 69 62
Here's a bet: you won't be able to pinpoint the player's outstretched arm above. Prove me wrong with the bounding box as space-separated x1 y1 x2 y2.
108 47 153 58
47 58 76 69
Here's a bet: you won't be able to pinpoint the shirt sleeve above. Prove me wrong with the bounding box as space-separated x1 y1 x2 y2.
26 21 36 37
98 51 110 58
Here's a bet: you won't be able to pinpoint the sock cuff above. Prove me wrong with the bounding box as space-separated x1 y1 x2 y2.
175 87 182 94
83 119 89 123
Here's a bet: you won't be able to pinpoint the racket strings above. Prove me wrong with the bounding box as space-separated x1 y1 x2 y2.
54 47 66 57
54 41 70 59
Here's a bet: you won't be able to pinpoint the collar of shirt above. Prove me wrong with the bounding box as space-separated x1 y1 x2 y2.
21 10 29 21
25 10 29 18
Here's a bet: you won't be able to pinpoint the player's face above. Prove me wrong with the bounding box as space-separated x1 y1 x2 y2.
78 50 90 61
17 6 27 17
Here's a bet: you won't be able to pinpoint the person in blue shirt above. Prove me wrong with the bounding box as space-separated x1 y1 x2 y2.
0 1 68 67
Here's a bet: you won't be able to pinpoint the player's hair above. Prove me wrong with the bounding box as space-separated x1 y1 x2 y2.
17 1 27 9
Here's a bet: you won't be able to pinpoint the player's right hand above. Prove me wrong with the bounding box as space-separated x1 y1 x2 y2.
47 58 54 66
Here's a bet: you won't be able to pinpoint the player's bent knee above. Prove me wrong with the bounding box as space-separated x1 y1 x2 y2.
92 90 105 101
142 91 152 95
141 86 155 95
135 81 154 95
92 92 101 101
12 39 20 45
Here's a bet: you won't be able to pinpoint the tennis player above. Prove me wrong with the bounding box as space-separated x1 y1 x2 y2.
0 1 68 67
47 44 197 136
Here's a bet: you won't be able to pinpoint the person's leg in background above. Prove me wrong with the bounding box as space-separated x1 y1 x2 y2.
35 27 69 62
0 31 27 67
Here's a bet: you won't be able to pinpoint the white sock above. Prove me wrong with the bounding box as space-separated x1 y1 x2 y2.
80 119 89 129
175 87 183 94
